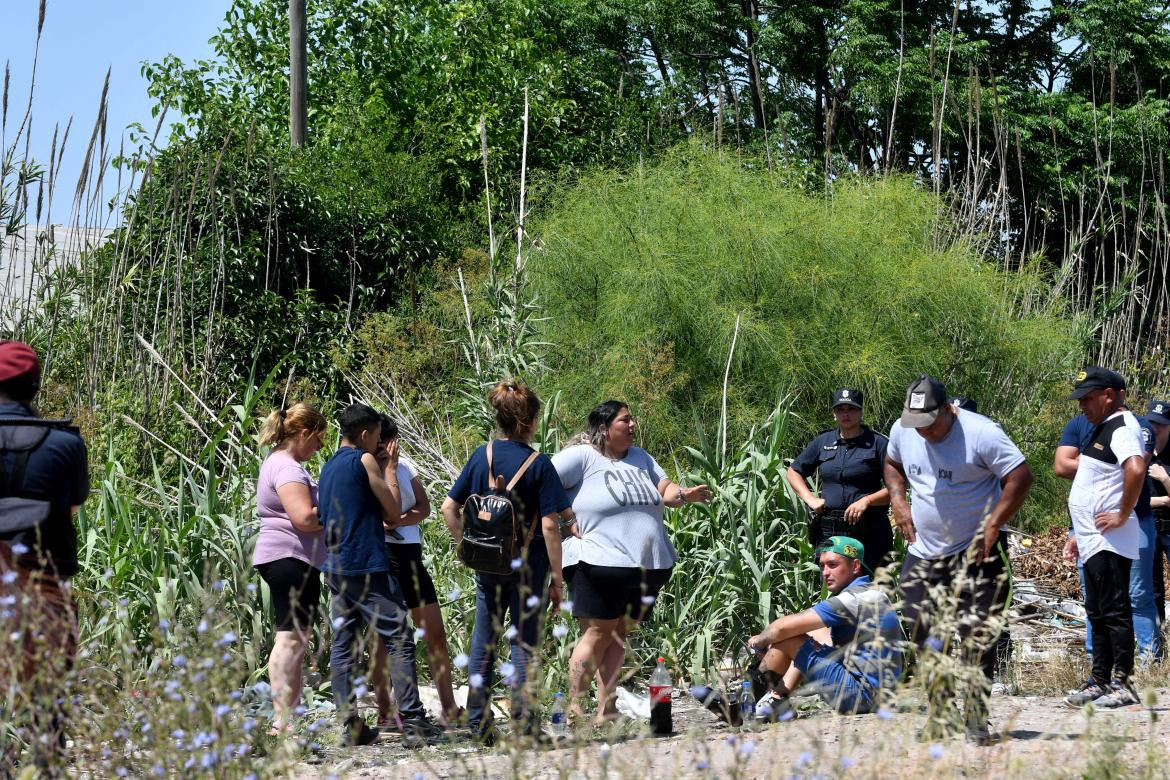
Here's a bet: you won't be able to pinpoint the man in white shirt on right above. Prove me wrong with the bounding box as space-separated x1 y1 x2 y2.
1063 366 1147 708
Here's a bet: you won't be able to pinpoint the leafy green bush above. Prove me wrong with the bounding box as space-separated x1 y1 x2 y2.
528 148 1082 523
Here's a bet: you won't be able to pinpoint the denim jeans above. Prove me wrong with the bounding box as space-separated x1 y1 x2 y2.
1129 514 1160 661
327 571 425 723
466 541 550 734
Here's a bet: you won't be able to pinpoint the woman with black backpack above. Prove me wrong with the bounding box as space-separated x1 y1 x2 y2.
440 380 574 744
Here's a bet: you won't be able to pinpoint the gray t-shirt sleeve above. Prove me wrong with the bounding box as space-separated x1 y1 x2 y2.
551 445 588 491
645 451 668 487
886 423 903 463
976 422 1027 478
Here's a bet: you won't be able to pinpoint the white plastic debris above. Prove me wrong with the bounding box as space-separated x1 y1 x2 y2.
615 685 651 719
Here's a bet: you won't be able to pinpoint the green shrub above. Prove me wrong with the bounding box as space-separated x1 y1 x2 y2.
528 148 1082 524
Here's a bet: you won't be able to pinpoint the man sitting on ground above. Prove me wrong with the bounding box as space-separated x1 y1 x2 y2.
747 536 905 714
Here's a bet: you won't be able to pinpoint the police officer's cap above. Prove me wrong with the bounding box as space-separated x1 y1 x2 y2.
831 388 863 410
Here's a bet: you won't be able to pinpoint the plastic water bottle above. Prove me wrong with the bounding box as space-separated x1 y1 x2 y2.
649 656 672 735
740 680 755 722
549 692 567 736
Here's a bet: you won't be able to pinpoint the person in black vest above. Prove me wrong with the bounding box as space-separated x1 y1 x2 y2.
0 341 88 773
786 388 893 573
1145 398 1170 633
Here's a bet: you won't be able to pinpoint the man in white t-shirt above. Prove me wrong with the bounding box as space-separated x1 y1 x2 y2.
884 375 1033 744
1062 367 1146 709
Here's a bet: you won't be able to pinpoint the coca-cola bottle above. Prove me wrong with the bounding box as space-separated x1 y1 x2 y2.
649 656 672 735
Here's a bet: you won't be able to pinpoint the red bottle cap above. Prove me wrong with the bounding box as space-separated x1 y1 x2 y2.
657 656 665 663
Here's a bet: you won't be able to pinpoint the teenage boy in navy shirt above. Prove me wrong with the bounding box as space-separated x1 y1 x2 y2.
318 403 443 747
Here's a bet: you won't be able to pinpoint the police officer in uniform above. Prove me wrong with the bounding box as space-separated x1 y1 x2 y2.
1144 398 1170 631
786 388 893 573
0 341 89 773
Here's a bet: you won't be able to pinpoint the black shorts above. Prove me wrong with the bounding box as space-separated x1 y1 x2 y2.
386 542 438 610
256 557 321 632
565 561 672 621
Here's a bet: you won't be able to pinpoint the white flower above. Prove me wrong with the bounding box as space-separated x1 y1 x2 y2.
525 595 540 608
454 653 469 669
560 600 574 613
552 624 569 639
641 595 656 605
1 571 17 585
504 625 519 641
469 673 484 689
447 586 463 600
414 627 426 641
332 616 345 630
499 662 516 680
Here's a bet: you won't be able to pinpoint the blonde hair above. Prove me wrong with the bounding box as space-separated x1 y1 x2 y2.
489 379 540 439
259 402 327 448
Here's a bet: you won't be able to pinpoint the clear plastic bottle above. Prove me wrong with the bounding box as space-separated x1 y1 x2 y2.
740 680 755 722
649 656 672 735
549 691 567 736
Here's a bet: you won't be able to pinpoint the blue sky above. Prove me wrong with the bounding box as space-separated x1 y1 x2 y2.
5 0 232 225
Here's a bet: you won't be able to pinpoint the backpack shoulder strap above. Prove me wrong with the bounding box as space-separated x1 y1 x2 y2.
506 450 541 492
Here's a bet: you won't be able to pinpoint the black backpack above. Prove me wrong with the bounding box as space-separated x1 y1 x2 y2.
0 417 76 559
458 440 541 575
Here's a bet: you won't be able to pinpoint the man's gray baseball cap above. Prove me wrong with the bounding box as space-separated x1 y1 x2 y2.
901 374 948 428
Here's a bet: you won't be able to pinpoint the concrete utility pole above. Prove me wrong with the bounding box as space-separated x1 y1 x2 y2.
289 0 307 147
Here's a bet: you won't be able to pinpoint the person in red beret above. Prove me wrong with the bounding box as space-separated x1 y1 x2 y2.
0 341 89 773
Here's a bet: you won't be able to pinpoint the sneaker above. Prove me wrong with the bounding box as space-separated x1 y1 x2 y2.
965 720 1000 746
400 716 447 748
340 717 380 746
1093 681 1140 709
1064 679 1109 707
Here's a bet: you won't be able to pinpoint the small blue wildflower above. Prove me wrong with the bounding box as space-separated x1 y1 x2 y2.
215 704 232 718
197 619 209 634
510 558 523 570
213 579 227 591
841 757 857 769
453 653 469 669
795 751 813 767
929 744 945 759
220 630 237 645
525 595 540 608
552 623 569 638
877 707 894 720
332 616 345 630
172 655 187 668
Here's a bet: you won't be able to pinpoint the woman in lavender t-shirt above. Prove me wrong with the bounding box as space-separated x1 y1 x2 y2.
253 402 327 733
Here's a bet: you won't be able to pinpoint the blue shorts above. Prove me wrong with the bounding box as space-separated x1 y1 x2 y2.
794 639 875 714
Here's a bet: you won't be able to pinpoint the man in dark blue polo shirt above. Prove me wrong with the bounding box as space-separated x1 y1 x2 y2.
786 388 893 573
0 341 88 773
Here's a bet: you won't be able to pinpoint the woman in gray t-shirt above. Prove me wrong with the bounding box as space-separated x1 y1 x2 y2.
552 400 712 726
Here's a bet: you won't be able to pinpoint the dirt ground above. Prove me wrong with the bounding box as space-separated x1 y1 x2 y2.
291 533 1170 779
292 684 1170 779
